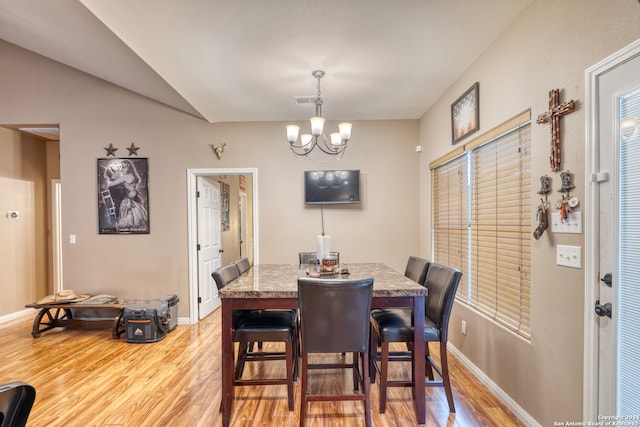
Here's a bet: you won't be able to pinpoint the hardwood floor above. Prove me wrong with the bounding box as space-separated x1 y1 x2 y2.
0 309 524 426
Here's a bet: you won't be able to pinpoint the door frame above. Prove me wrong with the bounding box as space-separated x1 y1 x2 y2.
584 38 640 421
52 179 63 293
186 168 259 324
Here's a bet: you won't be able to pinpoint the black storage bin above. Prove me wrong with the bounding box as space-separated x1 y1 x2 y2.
124 300 170 343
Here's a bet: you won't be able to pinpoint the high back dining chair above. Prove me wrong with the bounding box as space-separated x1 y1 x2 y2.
212 264 298 411
298 251 340 268
234 257 251 274
297 277 374 427
404 255 430 285
0 382 36 427
369 262 462 413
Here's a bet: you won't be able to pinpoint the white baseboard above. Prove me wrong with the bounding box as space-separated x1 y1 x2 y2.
0 308 34 324
177 317 191 325
448 343 541 427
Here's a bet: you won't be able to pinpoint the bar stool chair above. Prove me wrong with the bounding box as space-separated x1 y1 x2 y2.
404 255 430 285
370 262 462 413
297 277 374 427
234 257 251 274
212 264 297 411
0 381 36 427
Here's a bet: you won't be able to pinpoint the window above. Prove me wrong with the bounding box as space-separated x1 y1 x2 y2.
431 111 531 338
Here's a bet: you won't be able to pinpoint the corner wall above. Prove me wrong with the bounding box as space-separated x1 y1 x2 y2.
418 0 640 424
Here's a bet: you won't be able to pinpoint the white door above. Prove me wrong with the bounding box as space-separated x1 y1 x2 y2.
586 39 640 419
197 177 222 319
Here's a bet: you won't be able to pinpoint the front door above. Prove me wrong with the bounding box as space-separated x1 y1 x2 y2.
586 39 640 419
197 177 222 319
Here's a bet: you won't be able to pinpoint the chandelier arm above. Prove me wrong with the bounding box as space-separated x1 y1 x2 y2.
289 140 318 156
314 135 347 155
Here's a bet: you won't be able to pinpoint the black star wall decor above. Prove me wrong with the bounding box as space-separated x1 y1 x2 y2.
104 143 118 157
127 143 140 156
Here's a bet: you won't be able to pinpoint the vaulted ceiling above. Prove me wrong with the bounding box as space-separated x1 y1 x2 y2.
0 0 532 123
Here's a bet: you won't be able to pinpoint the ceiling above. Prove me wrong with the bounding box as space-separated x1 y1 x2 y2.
0 0 532 124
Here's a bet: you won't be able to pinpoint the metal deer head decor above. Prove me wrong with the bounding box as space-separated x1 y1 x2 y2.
209 143 226 159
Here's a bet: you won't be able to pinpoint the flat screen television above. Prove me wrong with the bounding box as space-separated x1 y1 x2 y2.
304 170 360 205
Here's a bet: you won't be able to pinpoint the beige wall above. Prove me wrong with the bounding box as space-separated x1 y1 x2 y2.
418 0 640 425
0 39 420 317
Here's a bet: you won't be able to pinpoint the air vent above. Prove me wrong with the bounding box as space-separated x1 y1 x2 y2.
294 96 323 105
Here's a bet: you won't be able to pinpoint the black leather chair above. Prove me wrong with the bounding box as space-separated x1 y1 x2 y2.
298 251 340 268
212 264 297 411
234 257 251 274
297 277 374 427
0 382 36 427
404 255 430 285
370 262 462 413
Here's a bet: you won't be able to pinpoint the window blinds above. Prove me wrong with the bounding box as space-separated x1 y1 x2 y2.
470 125 531 336
432 155 469 283
432 114 531 338
617 87 640 415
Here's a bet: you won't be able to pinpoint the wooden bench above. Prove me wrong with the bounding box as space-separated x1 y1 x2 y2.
25 302 127 339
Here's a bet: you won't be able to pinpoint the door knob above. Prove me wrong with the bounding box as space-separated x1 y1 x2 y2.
594 300 612 318
600 273 612 287
219 249 224 253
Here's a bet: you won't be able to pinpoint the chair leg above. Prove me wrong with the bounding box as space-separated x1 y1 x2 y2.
369 326 378 384
425 342 435 380
439 342 455 413
286 341 294 411
379 341 389 413
234 341 250 379
362 350 372 427
299 353 308 427
293 324 300 381
352 352 359 391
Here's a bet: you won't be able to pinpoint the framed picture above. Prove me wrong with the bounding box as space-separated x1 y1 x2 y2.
97 157 150 234
221 182 230 231
451 82 479 144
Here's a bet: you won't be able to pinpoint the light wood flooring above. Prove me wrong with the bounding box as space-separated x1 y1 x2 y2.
0 309 524 427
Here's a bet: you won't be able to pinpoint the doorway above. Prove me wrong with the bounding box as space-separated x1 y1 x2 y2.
186 168 258 324
585 38 640 419
0 125 60 318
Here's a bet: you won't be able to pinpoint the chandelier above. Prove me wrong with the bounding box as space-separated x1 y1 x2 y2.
286 70 352 159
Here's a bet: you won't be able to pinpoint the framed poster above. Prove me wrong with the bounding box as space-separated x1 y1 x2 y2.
98 157 150 234
221 182 230 231
451 82 479 144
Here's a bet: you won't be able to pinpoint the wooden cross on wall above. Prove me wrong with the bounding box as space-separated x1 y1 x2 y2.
536 89 575 172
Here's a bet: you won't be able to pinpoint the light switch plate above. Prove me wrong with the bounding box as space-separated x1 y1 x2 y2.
551 211 582 234
556 245 581 268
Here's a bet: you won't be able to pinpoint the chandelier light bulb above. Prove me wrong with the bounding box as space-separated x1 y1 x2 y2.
310 117 325 136
338 122 352 140
300 134 313 150
286 125 300 143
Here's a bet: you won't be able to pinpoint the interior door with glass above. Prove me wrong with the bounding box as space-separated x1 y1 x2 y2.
589 41 640 419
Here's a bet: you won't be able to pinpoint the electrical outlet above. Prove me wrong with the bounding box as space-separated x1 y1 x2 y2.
461 320 467 335
551 211 582 234
556 245 581 268
69 234 76 244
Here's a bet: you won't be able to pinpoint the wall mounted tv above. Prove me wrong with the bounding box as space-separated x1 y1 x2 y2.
304 170 361 205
